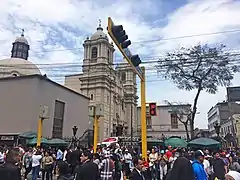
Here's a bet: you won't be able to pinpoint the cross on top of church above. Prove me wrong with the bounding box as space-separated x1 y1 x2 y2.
21 29 24 37
97 19 103 31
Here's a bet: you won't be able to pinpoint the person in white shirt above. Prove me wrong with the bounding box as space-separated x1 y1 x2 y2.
169 152 180 169
31 151 42 180
63 149 68 161
149 148 158 167
149 148 158 180
124 149 132 177
203 155 212 178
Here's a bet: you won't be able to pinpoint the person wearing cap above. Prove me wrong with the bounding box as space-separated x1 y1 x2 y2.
192 150 208 180
123 149 132 178
225 170 240 180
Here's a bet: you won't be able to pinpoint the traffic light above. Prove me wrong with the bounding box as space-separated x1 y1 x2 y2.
149 103 157 116
131 54 141 67
111 25 131 49
107 17 144 80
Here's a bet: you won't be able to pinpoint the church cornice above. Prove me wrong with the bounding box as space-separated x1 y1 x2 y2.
82 59 113 65
80 85 117 93
83 39 114 49
79 76 123 90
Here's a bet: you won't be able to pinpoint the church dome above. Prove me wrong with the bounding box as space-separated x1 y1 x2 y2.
15 35 28 45
91 23 108 41
0 58 41 78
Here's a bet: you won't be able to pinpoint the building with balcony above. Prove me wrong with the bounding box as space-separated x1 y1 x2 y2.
137 104 191 139
207 101 240 137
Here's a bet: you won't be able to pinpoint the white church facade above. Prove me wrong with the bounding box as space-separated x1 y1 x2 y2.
65 23 138 141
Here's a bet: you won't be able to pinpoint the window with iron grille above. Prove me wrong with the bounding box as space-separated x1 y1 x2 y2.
171 113 178 129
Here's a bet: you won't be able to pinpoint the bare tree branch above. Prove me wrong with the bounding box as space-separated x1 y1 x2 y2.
167 101 191 140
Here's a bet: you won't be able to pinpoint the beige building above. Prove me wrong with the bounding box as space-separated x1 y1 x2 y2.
65 23 138 141
137 104 191 139
0 75 89 138
0 32 90 139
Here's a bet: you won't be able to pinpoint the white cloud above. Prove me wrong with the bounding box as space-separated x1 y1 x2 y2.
0 0 240 128
147 0 240 128
154 0 240 54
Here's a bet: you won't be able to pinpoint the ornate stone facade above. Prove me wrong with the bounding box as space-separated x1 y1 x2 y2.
64 24 138 141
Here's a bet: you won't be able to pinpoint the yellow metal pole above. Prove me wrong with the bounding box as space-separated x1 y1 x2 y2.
141 66 147 160
93 115 99 153
37 118 43 147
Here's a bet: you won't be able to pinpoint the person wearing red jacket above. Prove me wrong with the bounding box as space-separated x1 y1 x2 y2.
165 146 173 159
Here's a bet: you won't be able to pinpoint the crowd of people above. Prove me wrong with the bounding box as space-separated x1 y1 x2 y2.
0 143 240 180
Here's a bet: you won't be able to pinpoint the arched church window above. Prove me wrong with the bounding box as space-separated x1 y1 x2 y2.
121 72 126 81
90 94 94 100
91 47 97 59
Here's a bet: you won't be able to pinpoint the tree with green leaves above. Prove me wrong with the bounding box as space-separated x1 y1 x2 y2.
157 44 239 139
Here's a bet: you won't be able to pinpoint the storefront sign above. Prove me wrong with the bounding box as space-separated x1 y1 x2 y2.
0 136 14 141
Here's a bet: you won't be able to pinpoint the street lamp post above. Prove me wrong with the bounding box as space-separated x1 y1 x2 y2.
72 126 78 148
214 123 221 138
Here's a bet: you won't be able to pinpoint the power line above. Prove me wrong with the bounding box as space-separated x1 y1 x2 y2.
1 29 240 56
49 78 167 86
134 29 240 43
0 52 240 67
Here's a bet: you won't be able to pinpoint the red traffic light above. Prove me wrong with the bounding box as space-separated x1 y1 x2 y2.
149 103 157 116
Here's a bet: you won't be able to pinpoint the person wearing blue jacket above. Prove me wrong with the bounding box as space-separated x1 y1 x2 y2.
192 150 208 180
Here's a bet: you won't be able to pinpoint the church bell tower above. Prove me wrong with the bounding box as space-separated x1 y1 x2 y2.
11 29 30 60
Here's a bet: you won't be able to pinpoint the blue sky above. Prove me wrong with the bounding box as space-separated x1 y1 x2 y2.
0 0 240 128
